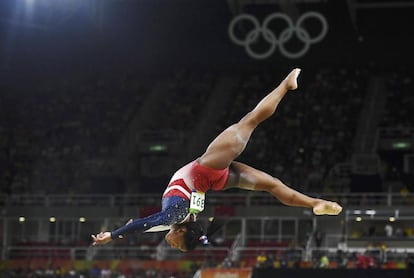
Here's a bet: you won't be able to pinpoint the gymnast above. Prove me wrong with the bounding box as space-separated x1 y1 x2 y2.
91 68 342 251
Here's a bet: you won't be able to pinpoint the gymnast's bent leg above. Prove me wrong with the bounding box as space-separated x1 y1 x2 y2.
226 161 342 215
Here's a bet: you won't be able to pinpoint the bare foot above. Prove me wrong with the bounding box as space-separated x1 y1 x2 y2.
284 68 301 90
313 200 342 215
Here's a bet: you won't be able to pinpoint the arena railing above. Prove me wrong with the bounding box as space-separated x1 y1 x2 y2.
5 245 230 261
2 192 414 207
5 245 414 264
309 247 414 264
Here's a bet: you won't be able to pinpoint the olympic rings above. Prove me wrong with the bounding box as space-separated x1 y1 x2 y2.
228 11 328 59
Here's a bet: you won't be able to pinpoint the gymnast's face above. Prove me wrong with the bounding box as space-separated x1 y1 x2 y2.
165 225 187 252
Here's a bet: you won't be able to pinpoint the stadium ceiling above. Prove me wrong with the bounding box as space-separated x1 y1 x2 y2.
226 0 414 14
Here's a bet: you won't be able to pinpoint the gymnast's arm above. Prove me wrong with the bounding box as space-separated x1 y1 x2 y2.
91 211 171 246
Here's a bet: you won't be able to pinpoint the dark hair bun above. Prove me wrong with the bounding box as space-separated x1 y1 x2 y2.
182 221 204 251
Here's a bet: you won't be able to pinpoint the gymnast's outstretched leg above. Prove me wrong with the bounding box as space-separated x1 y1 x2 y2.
198 68 301 169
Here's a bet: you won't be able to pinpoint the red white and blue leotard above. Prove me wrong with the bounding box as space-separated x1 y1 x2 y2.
163 159 229 198
110 160 230 239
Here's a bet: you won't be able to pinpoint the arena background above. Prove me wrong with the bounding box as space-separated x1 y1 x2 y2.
0 0 413 277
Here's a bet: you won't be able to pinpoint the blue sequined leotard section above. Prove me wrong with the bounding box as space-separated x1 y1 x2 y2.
110 196 189 239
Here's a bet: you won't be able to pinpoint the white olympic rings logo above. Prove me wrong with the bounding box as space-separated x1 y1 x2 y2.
228 11 328 60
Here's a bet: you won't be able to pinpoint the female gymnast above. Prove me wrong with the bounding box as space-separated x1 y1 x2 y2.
91 68 342 251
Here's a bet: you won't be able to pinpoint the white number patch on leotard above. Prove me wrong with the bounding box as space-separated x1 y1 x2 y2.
189 191 205 214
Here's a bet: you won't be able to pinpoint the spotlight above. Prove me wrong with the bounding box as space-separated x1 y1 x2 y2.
25 0 36 5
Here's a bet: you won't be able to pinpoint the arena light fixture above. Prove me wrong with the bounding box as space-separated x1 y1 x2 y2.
49 217 56 223
365 210 376 216
389 217 396 222
79 217 86 223
18 216 25 223
149 144 167 152
392 142 410 149
355 217 362 222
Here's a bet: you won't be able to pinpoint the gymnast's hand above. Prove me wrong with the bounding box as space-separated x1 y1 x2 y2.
91 232 112 246
91 219 132 245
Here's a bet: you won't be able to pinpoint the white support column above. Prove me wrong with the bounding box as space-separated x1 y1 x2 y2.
241 218 246 246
